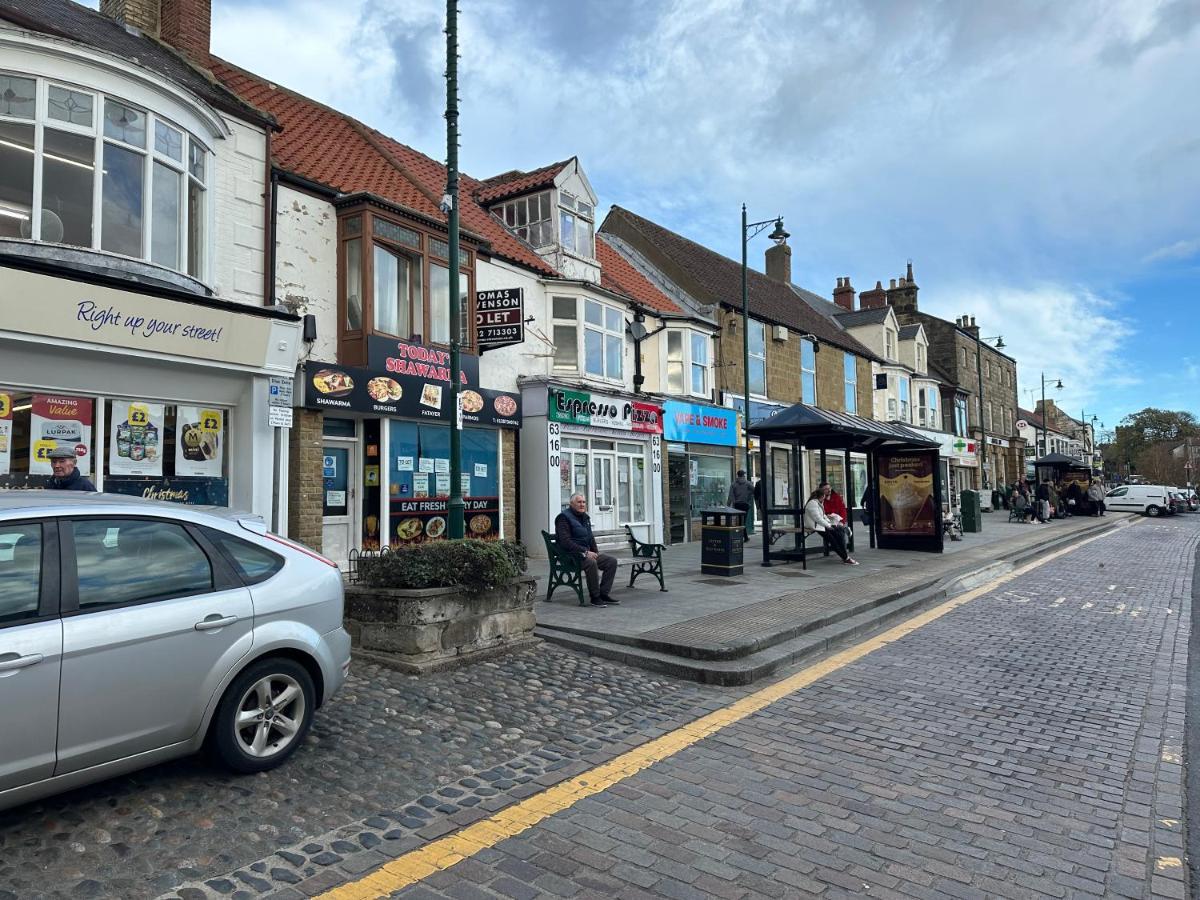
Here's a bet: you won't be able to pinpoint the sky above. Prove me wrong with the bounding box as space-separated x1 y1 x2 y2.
91 0 1200 434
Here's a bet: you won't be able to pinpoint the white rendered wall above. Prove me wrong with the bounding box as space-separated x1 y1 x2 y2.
274 186 338 362
213 117 268 306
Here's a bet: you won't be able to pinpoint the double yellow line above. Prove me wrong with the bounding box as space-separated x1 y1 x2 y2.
321 521 1130 899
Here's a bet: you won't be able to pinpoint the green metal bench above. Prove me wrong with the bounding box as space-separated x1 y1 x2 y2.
541 530 586 606
624 525 667 592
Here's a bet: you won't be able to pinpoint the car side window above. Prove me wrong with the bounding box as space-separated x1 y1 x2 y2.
71 519 213 610
203 528 284 585
1107 487 1127 497
0 523 41 625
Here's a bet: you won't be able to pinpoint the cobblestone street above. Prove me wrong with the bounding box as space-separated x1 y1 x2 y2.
0 515 1196 899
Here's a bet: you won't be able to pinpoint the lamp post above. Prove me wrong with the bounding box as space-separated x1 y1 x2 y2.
740 205 788 535
971 331 1004 491
1038 373 1065 462
444 0 464 539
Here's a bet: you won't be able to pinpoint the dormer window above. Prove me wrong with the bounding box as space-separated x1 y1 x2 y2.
494 191 553 247
558 192 594 258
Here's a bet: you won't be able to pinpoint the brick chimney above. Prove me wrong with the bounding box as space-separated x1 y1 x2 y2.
832 276 855 311
859 280 887 310
961 315 980 339
101 0 212 62
886 260 919 314
765 241 791 284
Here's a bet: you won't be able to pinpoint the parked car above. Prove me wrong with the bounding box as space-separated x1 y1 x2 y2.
0 493 350 812
1167 491 1186 515
1104 484 1173 517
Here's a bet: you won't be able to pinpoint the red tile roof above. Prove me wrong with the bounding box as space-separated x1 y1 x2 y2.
595 236 683 315
208 58 556 277
474 159 573 204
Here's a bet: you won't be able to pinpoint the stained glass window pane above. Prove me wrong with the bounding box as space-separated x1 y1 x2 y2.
48 85 93 127
373 217 421 248
103 99 146 147
154 120 183 162
0 75 35 118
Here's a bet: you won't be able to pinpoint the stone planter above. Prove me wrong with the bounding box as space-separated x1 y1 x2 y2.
343 576 538 674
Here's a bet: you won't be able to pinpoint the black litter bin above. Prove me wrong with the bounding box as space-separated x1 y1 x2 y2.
700 507 745 576
961 490 982 533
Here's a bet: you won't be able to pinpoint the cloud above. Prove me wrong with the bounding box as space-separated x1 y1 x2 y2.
1143 238 1200 263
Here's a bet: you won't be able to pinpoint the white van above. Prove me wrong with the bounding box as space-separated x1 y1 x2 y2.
1105 484 1172 516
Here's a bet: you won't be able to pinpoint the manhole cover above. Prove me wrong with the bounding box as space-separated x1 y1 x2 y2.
694 578 748 586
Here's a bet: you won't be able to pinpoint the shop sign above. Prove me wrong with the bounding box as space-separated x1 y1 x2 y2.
176 407 224 477
0 393 11 476
987 436 1010 447
877 452 937 537
103 477 229 506
109 399 165 477
475 288 524 350
302 360 521 428
389 496 499 544
2 265 288 370
722 394 787 427
367 336 481 385
663 400 738 446
548 388 662 433
30 395 93 475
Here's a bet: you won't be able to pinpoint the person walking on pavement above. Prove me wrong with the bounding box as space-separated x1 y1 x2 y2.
1035 479 1051 523
804 488 858 565
554 493 618 607
727 470 754 539
1087 478 1106 516
45 446 96 491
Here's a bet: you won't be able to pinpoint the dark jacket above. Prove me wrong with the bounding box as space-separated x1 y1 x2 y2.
1035 482 1050 502
727 476 753 507
555 507 597 558
47 468 97 491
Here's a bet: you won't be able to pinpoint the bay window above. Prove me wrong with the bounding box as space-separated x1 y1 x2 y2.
665 329 712 397
552 296 578 373
0 72 210 279
690 332 710 395
336 207 473 365
898 376 910 422
558 193 595 258
748 321 767 396
585 300 623 380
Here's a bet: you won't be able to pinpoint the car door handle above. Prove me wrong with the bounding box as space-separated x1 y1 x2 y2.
195 615 239 631
0 653 44 672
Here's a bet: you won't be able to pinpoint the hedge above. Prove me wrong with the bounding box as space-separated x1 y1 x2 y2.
356 540 527 595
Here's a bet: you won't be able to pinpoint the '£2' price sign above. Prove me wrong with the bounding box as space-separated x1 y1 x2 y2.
199 410 222 433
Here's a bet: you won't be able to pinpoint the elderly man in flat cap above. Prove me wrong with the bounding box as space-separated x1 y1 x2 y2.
46 446 96 491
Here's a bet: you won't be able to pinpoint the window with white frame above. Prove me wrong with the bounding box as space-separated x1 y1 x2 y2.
558 192 594 258
916 344 926 373
665 329 712 397
748 320 766 396
843 354 857 414
0 72 209 279
898 376 910 422
918 388 927 427
928 387 938 431
583 298 623 380
954 395 968 436
800 338 816 404
493 191 553 247
551 296 579 373
885 328 897 360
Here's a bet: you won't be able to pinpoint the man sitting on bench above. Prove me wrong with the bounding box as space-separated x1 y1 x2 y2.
555 493 619 607
804 488 859 565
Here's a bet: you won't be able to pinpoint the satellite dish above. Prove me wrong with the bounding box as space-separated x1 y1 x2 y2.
19 209 65 243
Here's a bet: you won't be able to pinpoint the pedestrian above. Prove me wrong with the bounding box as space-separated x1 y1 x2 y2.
1087 478 1106 516
554 493 619 607
1048 481 1061 519
1012 489 1031 523
804 488 858 565
727 469 754 539
45 446 96 491
820 481 848 522
1035 479 1051 523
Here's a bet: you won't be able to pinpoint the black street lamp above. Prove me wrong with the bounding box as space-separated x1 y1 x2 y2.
972 332 1004 490
1039 373 1065 459
740 205 787 535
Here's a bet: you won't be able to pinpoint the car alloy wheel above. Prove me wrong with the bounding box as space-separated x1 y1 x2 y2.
234 674 306 759
1147 505 1161 517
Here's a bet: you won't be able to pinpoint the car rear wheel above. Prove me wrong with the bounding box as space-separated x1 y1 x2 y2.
1146 505 1161 517
211 657 315 773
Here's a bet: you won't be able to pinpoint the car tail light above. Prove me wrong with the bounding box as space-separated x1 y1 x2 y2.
263 532 340 568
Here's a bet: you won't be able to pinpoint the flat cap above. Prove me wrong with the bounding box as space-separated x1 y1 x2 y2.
47 446 78 459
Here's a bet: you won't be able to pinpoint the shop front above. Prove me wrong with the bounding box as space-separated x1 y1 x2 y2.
0 264 299 521
520 383 663 553
298 336 521 565
663 399 738 543
908 427 977 519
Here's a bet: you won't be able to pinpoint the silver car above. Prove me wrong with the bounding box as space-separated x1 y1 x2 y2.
0 492 350 812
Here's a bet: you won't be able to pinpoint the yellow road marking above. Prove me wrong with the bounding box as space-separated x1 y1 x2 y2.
318 521 1131 900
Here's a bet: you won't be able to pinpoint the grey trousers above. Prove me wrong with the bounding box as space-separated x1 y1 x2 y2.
582 553 618 597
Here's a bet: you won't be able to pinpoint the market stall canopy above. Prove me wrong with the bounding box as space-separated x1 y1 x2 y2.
748 404 939 452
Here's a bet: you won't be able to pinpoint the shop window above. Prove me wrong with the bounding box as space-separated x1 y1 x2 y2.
0 72 210 278
843 354 857 414
748 320 767 396
800 339 816 405
322 417 357 437
0 391 97 485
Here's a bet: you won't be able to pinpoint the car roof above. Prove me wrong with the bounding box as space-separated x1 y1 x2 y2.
0 491 260 525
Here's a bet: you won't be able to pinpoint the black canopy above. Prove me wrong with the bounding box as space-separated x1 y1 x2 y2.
1033 453 1085 467
748 404 939 451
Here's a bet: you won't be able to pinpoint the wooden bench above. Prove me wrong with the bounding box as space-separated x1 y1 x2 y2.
624 525 667 593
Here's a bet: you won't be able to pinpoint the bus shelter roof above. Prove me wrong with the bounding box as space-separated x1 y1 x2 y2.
747 404 940 452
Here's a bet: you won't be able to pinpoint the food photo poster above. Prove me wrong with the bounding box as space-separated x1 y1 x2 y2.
108 399 166 477
176 406 224 477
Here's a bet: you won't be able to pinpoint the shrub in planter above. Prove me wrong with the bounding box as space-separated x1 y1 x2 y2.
357 539 527 595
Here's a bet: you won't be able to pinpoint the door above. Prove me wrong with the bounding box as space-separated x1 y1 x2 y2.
591 453 616 530
0 521 60 791
667 453 689 542
56 517 253 774
1104 486 1132 511
321 438 359 567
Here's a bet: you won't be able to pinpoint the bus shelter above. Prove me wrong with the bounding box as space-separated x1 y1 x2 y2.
1032 452 1097 513
748 405 944 568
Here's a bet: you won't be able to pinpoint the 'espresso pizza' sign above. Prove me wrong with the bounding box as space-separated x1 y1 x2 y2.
548 388 662 434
